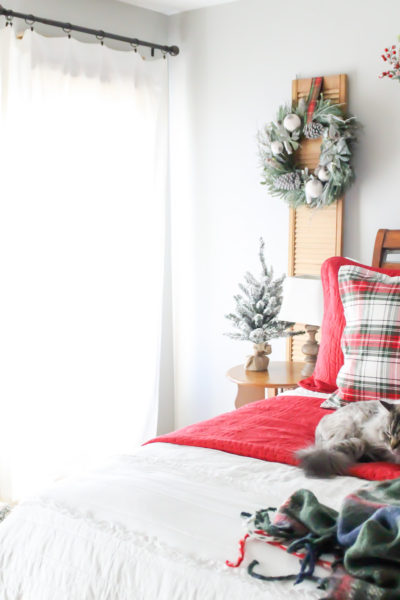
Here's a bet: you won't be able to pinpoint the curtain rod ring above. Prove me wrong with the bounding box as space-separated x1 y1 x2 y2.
25 16 35 31
63 24 72 39
130 41 138 52
5 14 13 27
96 31 105 45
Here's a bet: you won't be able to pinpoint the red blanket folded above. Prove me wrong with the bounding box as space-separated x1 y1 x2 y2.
147 395 400 481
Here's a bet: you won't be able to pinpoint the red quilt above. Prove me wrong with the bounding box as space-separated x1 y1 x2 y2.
147 395 400 481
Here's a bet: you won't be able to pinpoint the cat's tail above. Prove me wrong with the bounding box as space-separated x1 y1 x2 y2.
296 445 354 478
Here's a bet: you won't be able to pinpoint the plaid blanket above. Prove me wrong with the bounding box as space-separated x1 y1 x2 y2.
232 478 400 599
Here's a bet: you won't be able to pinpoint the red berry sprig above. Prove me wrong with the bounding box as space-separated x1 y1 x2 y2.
380 43 400 81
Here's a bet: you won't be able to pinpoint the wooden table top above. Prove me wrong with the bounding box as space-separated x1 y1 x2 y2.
226 361 304 388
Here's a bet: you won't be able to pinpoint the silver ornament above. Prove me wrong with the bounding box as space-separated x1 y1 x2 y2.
317 166 330 182
270 141 284 155
305 178 323 199
283 113 301 133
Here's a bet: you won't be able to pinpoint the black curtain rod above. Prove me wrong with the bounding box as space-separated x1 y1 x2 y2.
0 4 179 57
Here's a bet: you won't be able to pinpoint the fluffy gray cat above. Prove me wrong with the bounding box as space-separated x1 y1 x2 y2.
297 400 400 477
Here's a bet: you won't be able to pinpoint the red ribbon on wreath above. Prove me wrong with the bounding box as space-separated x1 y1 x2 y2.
306 76 323 123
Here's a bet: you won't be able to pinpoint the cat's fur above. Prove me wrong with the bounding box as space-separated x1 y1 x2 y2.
297 400 400 478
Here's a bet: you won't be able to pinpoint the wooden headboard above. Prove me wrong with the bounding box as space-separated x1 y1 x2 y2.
372 229 400 269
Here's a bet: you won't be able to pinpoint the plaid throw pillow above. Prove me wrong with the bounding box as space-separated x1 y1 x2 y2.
322 265 400 409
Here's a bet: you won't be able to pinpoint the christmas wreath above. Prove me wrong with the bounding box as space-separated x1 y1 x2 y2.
258 78 359 208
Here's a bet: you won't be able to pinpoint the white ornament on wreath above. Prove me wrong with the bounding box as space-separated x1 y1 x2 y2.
305 178 323 199
258 96 359 208
283 113 301 132
316 165 330 182
270 140 284 155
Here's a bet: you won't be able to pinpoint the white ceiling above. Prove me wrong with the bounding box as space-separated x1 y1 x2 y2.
117 0 236 16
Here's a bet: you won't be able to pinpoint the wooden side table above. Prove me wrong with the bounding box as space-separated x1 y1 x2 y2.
226 362 304 408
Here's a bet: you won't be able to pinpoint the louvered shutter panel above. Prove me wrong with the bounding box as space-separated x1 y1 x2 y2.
287 75 346 361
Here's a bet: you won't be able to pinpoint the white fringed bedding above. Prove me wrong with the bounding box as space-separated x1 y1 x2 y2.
0 431 366 600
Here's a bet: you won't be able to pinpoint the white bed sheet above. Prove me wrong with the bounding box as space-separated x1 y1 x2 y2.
0 388 363 600
277 386 330 399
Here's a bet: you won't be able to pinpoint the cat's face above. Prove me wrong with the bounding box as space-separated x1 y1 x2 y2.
381 401 400 455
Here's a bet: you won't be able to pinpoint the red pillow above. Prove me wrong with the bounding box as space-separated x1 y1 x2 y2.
299 257 400 393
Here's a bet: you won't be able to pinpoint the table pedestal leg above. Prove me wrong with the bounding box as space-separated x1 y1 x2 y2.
235 385 266 409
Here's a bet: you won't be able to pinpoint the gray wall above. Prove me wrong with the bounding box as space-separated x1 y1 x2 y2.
168 0 400 427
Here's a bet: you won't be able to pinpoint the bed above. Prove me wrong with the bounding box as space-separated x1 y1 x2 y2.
0 230 400 600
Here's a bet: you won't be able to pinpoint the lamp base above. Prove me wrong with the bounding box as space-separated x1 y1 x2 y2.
301 324 319 377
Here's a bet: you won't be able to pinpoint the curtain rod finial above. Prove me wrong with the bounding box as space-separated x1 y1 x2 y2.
169 46 179 56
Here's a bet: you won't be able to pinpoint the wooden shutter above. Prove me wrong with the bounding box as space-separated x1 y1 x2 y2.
288 75 347 361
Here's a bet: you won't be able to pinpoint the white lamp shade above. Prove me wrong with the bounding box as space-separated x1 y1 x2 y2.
278 276 324 326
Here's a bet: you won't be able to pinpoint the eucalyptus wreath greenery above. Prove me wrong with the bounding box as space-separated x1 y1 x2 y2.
258 96 359 208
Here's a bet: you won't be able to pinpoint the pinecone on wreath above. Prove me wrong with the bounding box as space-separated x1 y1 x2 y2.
274 172 302 191
303 121 324 139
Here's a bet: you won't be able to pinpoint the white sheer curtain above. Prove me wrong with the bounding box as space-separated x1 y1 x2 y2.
0 28 168 502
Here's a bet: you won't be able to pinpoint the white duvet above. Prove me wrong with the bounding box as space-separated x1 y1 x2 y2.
0 391 368 600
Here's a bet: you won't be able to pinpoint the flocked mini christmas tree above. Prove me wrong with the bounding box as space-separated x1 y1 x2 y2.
225 238 297 346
